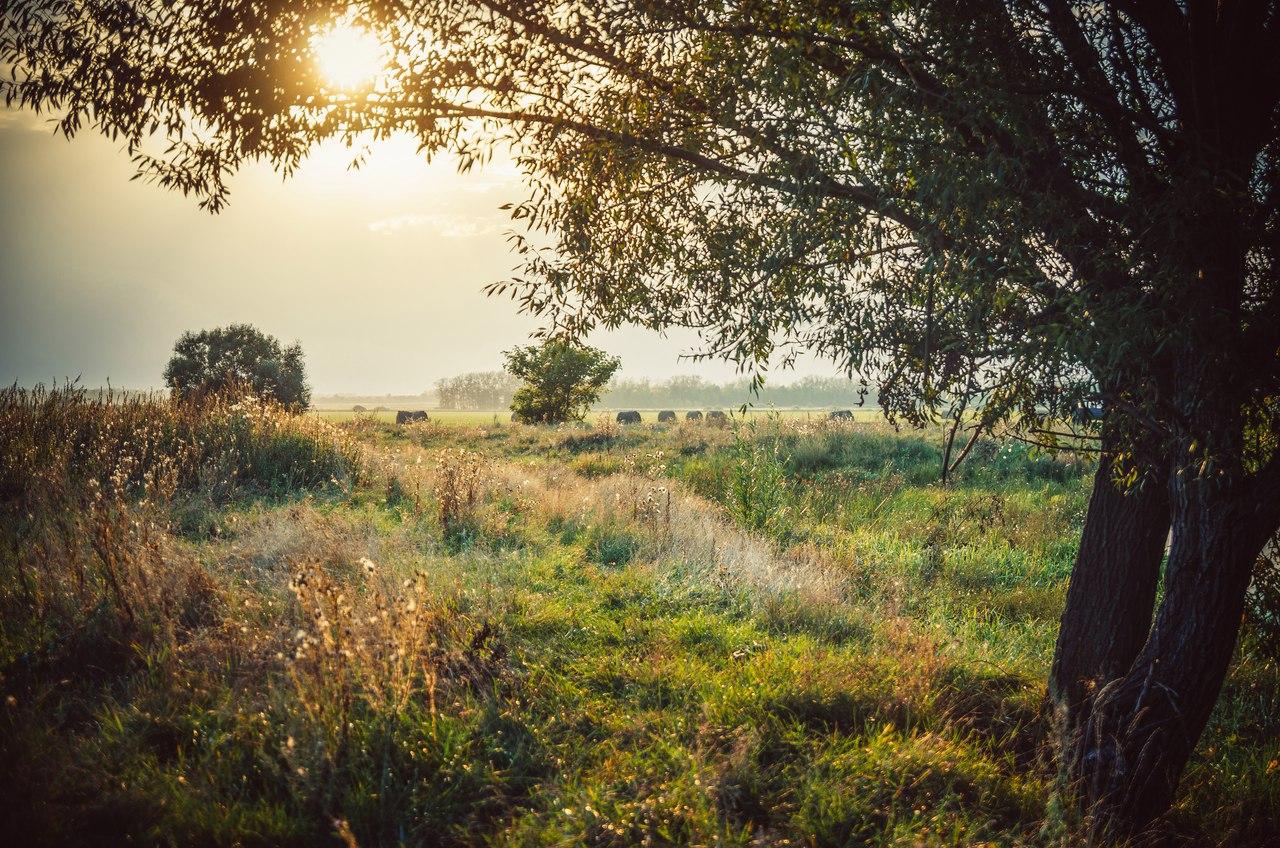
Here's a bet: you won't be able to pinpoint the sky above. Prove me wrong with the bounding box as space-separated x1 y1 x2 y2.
0 107 834 395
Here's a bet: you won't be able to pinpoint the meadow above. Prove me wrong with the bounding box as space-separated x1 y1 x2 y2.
2 387 1276 847
310 408 886 426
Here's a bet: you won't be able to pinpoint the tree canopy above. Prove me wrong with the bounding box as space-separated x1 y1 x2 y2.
6 1 1276 444
164 324 310 409
505 340 620 424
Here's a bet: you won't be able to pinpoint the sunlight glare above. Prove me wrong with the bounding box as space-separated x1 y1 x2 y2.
312 24 386 90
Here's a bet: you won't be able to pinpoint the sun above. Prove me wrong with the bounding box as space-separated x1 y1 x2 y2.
312 23 387 90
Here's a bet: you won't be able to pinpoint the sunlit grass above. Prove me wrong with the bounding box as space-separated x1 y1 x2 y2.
310 407 886 426
2 400 1275 845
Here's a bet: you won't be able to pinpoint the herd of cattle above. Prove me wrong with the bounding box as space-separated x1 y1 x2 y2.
616 409 856 425
389 409 857 425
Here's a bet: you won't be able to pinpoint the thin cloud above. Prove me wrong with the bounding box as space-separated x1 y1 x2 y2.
367 212 505 238
0 108 52 131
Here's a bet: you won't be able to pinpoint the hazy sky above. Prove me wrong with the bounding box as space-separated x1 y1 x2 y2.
1 107 833 394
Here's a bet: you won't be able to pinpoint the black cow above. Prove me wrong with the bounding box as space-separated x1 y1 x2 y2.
657 410 677 423
706 411 728 427
616 410 642 424
395 410 429 425
829 409 854 421
685 411 703 421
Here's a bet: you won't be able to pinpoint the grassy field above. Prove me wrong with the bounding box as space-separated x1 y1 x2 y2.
2 387 1276 847
313 408 512 425
311 408 887 426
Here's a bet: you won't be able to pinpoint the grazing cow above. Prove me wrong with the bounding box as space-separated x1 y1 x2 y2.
685 411 703 421
352 405 367 413
657 410 677 423
706 410 728 427
829 409 854 421
395 410 429 425
616 410 642 424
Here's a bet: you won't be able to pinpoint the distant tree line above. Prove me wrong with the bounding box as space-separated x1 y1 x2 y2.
435 371 523 410
433 372 869 411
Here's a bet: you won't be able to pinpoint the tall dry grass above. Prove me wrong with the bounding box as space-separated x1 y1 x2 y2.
1 384 497 843
0 382 364 662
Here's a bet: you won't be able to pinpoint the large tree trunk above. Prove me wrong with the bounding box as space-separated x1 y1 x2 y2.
1073 457 1280 840
1049 433 1170 737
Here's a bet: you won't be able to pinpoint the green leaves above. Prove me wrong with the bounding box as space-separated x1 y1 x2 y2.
164 323 311 410
505 339 621 424
6 0 1278 472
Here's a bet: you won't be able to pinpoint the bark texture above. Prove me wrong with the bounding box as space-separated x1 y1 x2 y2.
1076 472 1276 839
1071 349 1280 839
1049 457 1169 736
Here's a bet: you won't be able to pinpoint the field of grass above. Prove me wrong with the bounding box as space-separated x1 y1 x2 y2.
312 408 886 426
2 388 1276 846
313 408 513 425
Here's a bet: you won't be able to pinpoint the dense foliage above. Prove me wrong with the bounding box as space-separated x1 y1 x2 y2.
164 324 310 410
505 340 621 424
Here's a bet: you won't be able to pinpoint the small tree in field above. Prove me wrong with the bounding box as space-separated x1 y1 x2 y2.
164 324 310 410
504 341 619 424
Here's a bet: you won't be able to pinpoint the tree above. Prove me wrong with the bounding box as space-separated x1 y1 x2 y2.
504 341 620 424
163 324 310 410
436 371 522 410
6 1 1279 836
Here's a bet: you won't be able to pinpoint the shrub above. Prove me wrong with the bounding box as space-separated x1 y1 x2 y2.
164 323 310 409
433 448 488 543
728 431 794 537
504 340 620 424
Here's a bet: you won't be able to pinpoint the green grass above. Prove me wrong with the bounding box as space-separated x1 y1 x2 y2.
312 408 506 425
3 398 1276 846
312 407 886 426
